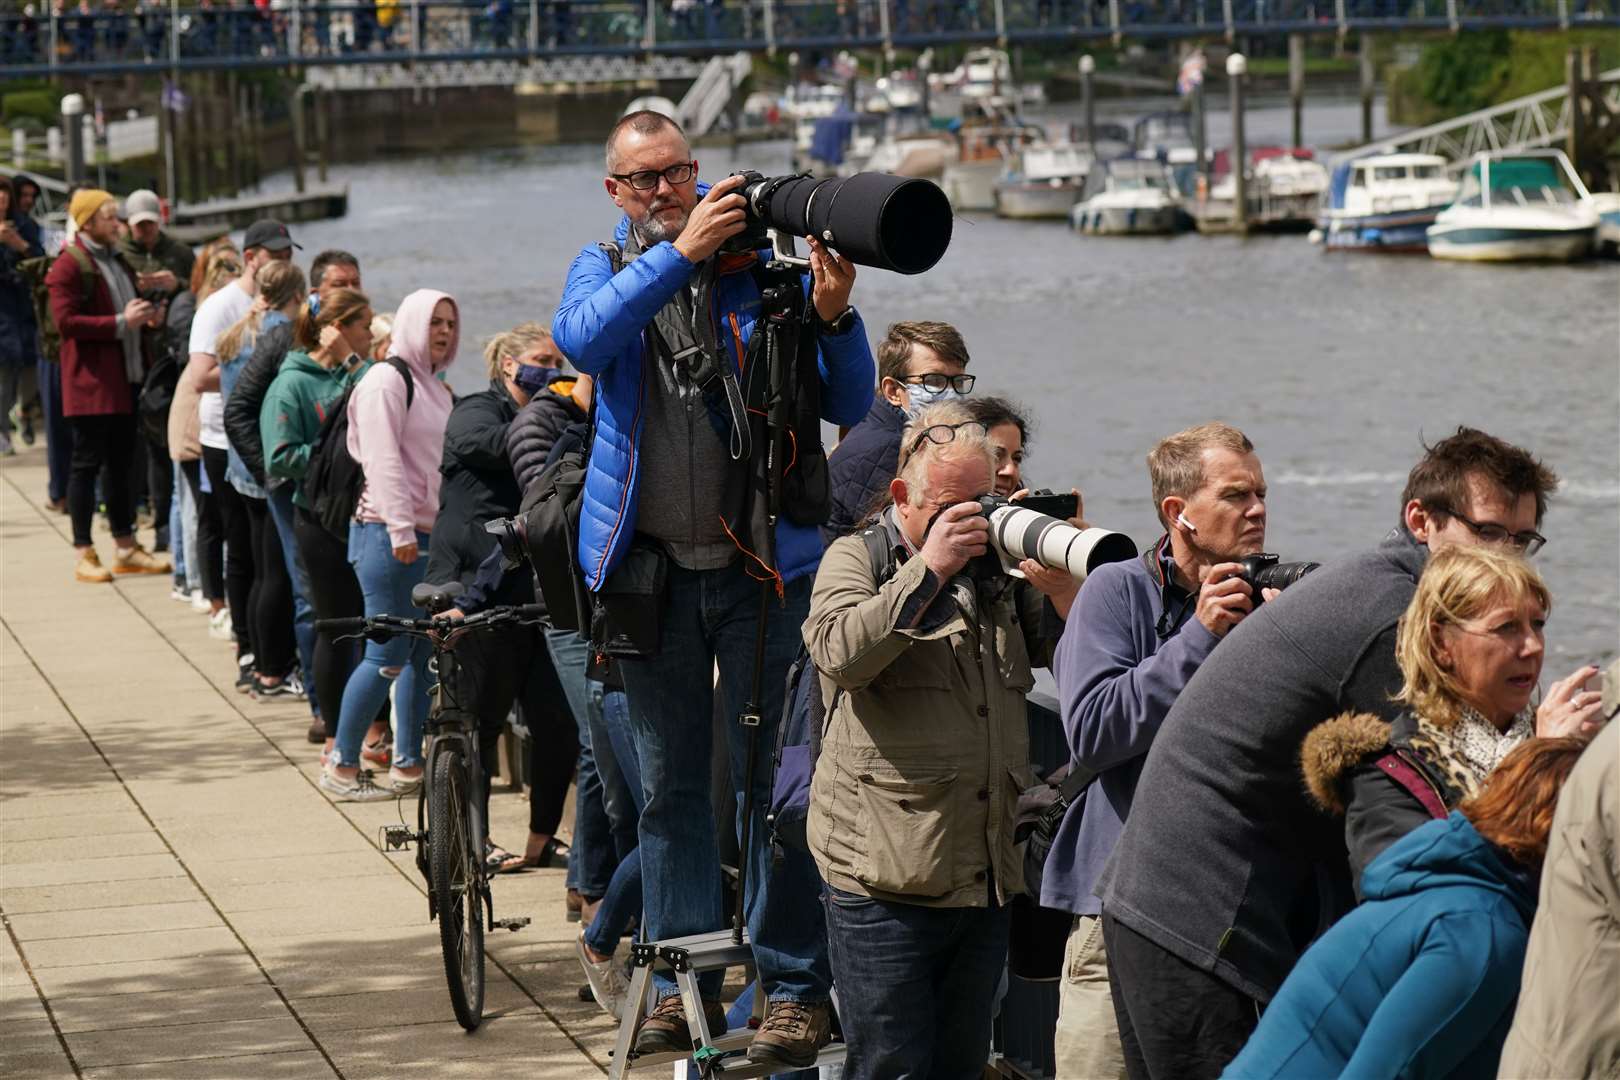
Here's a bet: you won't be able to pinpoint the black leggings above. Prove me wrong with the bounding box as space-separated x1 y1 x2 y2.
67 412 137 548
456 625 578 838
294 505 363 738
202 446 253 659
243 493 295 678
181 458 223 600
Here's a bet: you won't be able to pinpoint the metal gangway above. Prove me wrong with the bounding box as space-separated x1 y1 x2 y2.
677 51 753 138
1331 66 1620 171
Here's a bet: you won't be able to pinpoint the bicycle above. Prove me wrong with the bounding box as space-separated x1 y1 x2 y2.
316 583 544 1030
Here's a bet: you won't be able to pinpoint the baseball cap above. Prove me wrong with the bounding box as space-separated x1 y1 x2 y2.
242 219 301 252
125 189 162 226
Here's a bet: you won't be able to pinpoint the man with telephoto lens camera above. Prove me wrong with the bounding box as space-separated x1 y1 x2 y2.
1042 421 1280 1079
551 110 876 1066
804 401 1087 1078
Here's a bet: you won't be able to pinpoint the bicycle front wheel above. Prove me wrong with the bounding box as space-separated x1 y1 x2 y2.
430 744 485 1030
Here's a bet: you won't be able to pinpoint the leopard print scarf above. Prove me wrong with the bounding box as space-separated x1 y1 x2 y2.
1411 705 1535 803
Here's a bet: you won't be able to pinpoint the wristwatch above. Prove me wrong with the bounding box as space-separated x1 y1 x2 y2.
817 306 857 336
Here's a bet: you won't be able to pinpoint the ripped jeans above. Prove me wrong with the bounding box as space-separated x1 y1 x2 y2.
335 522 431 770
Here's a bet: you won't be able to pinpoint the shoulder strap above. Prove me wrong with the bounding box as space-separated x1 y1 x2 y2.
1374 752 1449 820
597 240 624 275
68 244 97 303
859 524 897 586
385 356 415 409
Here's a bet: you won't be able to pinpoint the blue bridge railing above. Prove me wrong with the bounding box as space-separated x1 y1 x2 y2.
0 0 1612 78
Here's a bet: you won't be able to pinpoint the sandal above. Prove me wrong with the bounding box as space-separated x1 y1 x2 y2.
522 836 570 869
484 842 526 875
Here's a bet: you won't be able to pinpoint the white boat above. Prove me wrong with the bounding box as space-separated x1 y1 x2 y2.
1427 150 1598 262
1316 152 1457 252
863 130 956 180
1591 191 1620 255
1071 159 1183 235
959 48 1014 105
995 143 1092 220
942 124 1036 212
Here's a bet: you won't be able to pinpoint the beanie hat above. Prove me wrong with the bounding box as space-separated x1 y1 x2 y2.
68 188 115 229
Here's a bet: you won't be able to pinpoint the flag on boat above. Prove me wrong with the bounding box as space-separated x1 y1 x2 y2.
1177 51 1206 96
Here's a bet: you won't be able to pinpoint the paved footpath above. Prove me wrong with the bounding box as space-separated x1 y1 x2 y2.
0 444 621 1078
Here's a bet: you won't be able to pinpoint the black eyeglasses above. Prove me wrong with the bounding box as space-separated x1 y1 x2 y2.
907 419 989 456
1440 509 1547 556
902 373 976 394
609 162 697 191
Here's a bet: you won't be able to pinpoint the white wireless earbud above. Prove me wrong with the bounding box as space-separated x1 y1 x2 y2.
1176 512 1198 534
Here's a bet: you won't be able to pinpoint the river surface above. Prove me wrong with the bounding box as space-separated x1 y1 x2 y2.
275 92 1620 671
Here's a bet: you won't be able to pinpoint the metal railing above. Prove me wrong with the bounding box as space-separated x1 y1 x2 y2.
1 0 1613 78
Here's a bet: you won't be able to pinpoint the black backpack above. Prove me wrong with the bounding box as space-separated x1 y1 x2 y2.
516 415 593 634
137 346 181 449
305 357 413 541
766 525 894 856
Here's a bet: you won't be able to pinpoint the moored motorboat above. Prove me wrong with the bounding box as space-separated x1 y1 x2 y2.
1071 158 1182 235
1315 152 1456 252
995 142 1092 220
1427 150 1598 262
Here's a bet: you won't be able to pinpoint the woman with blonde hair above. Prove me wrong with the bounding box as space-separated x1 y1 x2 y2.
1303 545 1603 894
214 259 307 699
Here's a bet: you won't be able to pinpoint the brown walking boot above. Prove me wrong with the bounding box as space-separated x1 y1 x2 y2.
112 544 172 575
633 993 728 1056
75 550 113 583
747 999 833 1068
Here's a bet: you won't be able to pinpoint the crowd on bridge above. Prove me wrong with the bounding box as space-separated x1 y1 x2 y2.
3 100 1619 1080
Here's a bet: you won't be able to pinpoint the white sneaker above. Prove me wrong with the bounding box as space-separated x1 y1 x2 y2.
574 933 630 1019
320 765 395 803
190 589 209 611
387 767 423 796
208 607 233 640
170 583 191 602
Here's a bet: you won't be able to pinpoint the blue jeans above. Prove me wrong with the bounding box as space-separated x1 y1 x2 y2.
267 484 319 716
617 559 831 1003
38 357 71 503
584 686 644 958
545 629 626 898
336 523 430 769
824 886 1010 1080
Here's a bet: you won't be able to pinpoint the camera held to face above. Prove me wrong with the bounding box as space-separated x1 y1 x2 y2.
1235 553 1321 605
948 495 1138 584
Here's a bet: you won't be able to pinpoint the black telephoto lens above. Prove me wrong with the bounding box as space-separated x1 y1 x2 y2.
739 171 953 275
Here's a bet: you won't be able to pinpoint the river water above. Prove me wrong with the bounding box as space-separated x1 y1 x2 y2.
277 92 1620 670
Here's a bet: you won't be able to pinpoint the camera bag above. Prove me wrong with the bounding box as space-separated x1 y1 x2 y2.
516 416 594 634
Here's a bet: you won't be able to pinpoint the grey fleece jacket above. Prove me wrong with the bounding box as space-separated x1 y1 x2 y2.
1098 525 1428 1002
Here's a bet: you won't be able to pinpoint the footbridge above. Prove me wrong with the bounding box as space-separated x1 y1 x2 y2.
3 0 1616 80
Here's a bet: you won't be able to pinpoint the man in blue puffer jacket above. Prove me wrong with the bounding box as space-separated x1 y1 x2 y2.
553 110 874 1068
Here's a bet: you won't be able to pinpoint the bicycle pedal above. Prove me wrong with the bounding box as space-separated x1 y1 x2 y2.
491 916 531 932
379 825 416 851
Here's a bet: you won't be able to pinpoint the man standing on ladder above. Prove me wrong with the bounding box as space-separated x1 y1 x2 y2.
553 110 875 1068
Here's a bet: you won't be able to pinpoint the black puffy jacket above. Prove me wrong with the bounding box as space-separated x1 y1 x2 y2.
222 319 294 485
823 396 905 544
507 370 587 495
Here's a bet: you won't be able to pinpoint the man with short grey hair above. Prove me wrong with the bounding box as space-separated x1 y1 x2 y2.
1042 420 1268 1079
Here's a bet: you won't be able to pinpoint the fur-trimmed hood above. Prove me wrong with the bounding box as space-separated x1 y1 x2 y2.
1302 711 1392 815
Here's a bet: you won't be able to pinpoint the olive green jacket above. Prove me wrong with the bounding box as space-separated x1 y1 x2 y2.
803 510 1051 909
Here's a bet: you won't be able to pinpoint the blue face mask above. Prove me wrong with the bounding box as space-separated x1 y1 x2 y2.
903 382 962 418
512 363 554 394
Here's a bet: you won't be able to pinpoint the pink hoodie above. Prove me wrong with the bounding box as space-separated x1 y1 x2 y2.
347 289 458 548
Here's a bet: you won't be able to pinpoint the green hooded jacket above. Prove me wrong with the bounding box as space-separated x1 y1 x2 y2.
259 349 371 509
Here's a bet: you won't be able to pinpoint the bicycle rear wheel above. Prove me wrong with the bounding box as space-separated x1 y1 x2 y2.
430 744 485 1030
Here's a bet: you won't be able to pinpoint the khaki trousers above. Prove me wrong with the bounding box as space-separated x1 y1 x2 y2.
1053 913 1128 1080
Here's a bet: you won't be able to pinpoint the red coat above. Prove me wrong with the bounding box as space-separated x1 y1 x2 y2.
47 237 150 417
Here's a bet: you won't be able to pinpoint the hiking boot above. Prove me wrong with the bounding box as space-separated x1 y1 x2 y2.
112 544 171 576
319 766 394 803
634 993 728 1056
75 550 113 583
574 933 630 1019
747 1000 833 1068
307 718 327 744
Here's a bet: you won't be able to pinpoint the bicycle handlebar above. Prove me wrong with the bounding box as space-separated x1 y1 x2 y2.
314 604 547 640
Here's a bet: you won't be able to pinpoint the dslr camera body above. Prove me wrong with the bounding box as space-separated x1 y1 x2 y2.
1235 553 1320 605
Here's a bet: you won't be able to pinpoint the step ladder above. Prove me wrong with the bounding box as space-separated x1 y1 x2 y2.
607 928 847 1078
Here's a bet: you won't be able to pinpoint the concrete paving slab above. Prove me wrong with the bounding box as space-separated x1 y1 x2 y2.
0 1020 76 1080
3 831 170 865
0 984 50 1025
8 900 224 942
66 1015 313 1069
230 897 431 943
0 852 185 889
29 952 266 999
291 980 538 1036
332 1012 592 1069
207 874 406 914
24 926 243 969
50 983 290 1034
248 931 455 998
0 790 138 822
0 875 202 915
81 1049 336 1080
1 811 158 843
